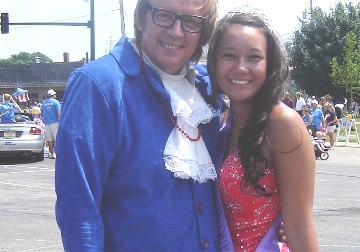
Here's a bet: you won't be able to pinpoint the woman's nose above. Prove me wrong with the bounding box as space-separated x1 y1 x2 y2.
235 59 250 73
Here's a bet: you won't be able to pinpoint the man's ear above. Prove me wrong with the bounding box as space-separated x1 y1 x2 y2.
136 21 144 32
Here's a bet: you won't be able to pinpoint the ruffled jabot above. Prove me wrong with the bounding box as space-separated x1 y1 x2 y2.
132 40 217 183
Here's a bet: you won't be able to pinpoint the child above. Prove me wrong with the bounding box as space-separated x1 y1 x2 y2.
309 130 326 152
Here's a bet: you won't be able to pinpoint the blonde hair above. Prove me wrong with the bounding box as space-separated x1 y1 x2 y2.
324 102 334 109
133 0 218 63
315 131 323 138
4 94 11 101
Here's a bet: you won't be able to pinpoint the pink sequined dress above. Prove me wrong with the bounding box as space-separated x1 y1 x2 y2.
219 152 281 252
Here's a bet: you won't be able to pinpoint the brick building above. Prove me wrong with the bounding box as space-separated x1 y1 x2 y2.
0 61 84 106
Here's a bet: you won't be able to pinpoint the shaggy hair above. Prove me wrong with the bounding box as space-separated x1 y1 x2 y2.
207 12 289 195
134 0 218 63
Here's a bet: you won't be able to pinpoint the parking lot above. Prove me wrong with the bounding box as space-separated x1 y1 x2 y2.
0 156 62 252
0 143 359 252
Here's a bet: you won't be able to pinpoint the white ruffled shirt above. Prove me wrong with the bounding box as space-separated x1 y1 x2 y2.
132 41 217 183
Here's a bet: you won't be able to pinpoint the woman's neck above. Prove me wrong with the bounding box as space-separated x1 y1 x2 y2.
230 102 252 128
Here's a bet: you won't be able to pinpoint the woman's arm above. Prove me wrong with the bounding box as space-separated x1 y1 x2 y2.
265 103 319 252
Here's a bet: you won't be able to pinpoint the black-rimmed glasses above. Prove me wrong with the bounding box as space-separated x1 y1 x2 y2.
148 6 207 33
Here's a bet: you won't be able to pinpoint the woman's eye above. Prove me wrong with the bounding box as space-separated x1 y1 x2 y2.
249 55 263 61
221 53 235 59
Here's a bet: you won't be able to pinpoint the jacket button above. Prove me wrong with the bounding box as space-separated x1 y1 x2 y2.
196 202 204 212
201 239 210 249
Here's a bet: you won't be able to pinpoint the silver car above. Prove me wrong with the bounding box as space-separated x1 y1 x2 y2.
0 119 45 161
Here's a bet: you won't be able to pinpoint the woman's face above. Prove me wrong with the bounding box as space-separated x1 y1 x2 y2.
215 24 267 105
138 0 204 75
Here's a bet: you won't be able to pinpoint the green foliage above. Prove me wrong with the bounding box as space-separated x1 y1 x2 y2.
331 31 360 96
0 52 53 64
291 2 360 102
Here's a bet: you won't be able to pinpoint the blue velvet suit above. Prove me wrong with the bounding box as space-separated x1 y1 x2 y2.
55 37 220 251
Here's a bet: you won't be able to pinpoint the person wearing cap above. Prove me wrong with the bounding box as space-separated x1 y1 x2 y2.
310 99 325 131
42 89 61 159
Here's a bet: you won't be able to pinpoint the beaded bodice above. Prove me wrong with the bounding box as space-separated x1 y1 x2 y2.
219 152 280 252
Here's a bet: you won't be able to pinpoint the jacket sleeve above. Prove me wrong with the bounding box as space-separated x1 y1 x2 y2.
55 69 119 251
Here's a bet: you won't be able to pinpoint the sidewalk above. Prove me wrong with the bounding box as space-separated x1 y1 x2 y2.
334 141 360 148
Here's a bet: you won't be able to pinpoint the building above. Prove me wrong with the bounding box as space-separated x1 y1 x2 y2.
0 61 84 105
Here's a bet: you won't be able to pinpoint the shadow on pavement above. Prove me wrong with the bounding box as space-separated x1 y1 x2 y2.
0 155 42 165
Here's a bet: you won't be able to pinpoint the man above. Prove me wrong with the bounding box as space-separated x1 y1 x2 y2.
41 89 61 159
55 1 220 251
295 92 306 116
282 91 294 109
310 99 325 131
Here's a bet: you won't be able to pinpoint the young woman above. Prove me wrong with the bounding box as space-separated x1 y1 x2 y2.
324 103 337 149
207 12 319 251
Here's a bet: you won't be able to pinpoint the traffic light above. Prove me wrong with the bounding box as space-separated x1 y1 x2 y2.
1 13 9 34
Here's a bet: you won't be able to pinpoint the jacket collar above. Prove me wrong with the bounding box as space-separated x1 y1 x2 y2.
110 36 141 78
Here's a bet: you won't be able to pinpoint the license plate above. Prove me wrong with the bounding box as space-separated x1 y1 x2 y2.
4 130 16 138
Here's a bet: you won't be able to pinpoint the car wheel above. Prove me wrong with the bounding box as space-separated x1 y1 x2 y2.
34 148 45 162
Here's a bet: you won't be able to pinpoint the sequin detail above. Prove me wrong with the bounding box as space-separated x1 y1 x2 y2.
219 152 280 252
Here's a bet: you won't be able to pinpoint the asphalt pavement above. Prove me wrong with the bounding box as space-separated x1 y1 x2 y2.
313 142 360 252
0 142 359 252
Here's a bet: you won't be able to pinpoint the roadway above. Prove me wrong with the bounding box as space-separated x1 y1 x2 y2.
0 143 359 251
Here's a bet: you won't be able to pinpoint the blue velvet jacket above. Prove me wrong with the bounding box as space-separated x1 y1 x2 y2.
55 37 220 251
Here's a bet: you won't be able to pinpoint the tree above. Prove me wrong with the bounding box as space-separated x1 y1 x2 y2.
331 31 360 104
291 2 360 102
0 52 53 64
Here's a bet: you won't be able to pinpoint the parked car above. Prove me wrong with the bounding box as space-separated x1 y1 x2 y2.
0 114 45 161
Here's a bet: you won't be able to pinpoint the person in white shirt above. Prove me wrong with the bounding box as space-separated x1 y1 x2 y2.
295 92 306 116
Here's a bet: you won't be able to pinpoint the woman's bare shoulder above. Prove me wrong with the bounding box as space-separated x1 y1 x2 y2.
265 103 307 154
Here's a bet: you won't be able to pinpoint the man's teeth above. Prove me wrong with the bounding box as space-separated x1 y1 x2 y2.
164 44 180 49
231 80 250 85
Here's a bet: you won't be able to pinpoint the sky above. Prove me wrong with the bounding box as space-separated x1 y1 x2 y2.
0 0 357 62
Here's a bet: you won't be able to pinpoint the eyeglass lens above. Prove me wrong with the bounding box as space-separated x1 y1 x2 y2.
151 7 205 33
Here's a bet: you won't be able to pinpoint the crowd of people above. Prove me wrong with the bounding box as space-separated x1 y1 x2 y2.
282 91 350 150
0 89 61 159
53 0 319 251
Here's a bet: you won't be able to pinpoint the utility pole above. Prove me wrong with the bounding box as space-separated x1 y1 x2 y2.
119 0 126 36
302 0 314 20
90 0 95 60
